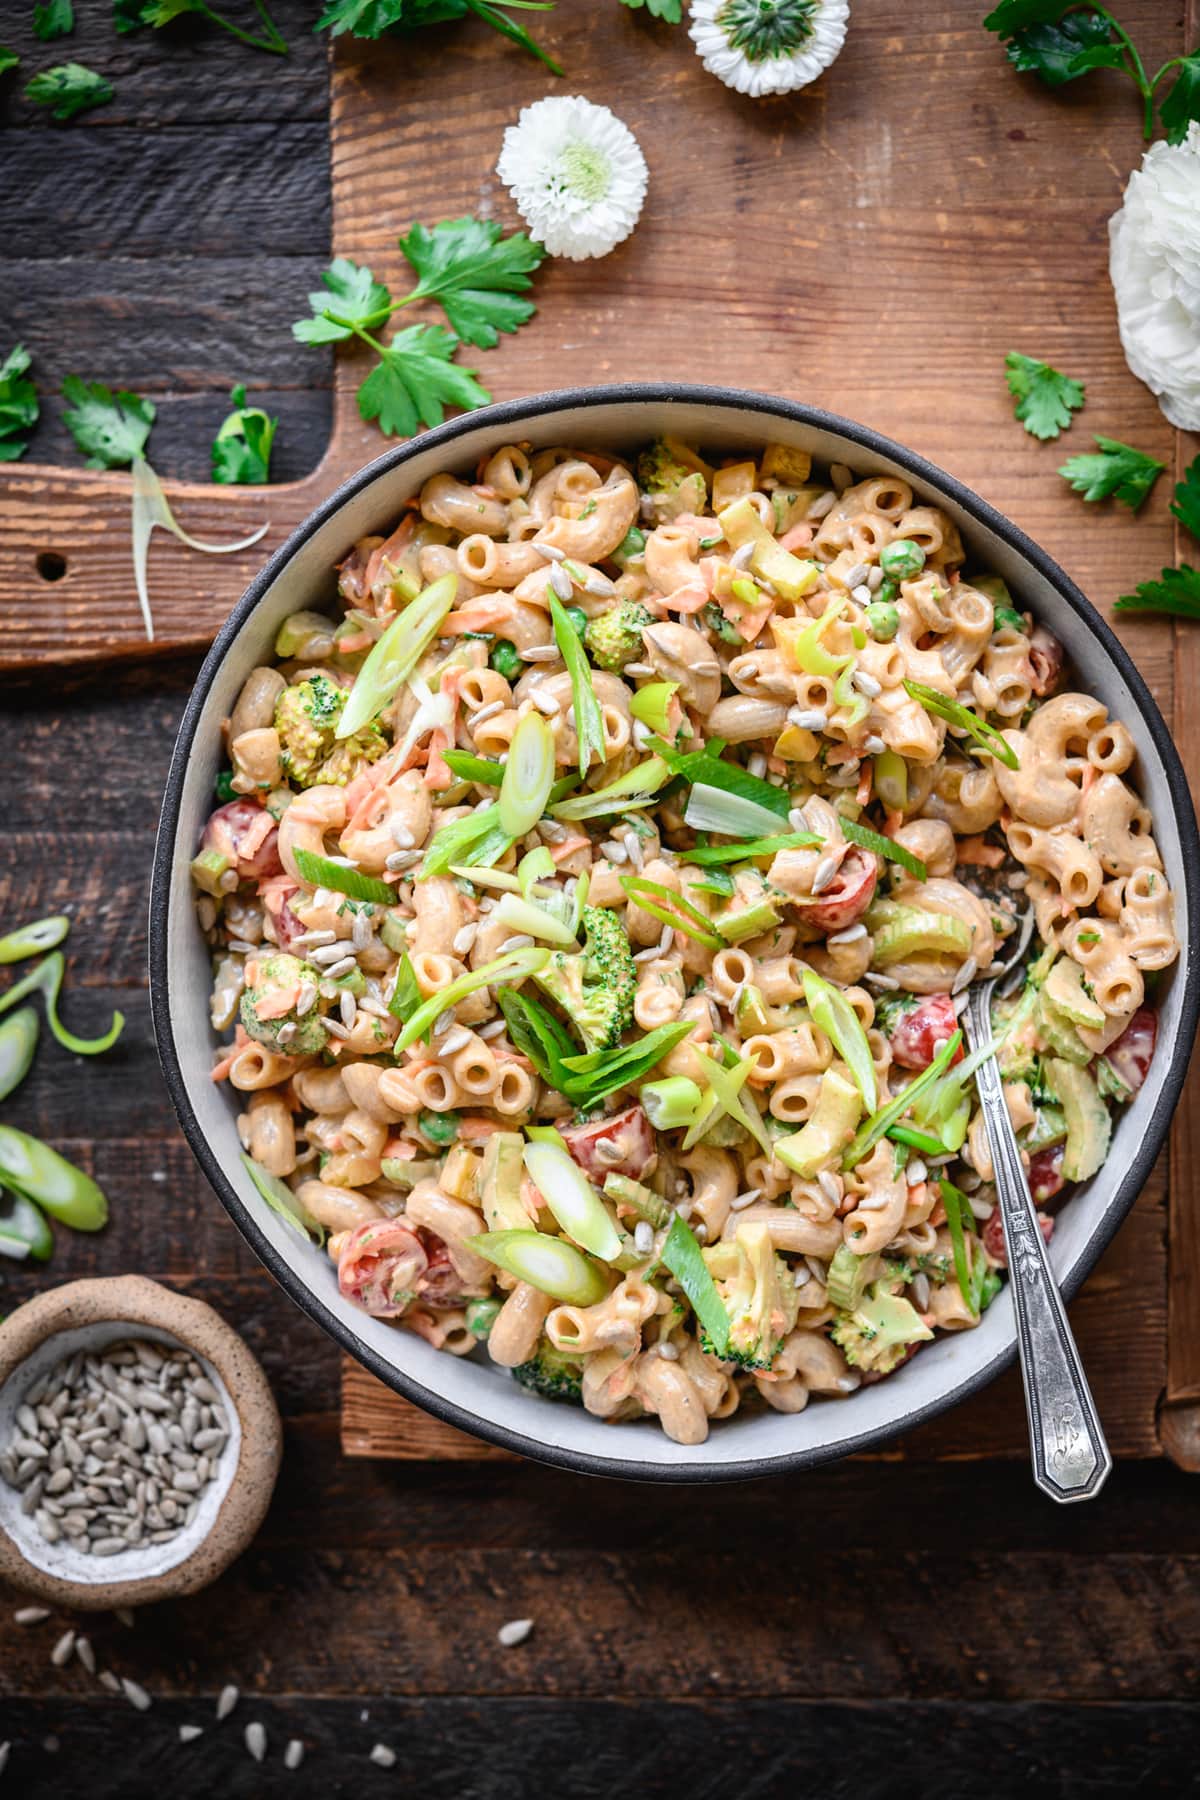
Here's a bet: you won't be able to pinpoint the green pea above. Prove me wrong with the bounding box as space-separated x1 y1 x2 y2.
418 1108 461 1147
0 916 69 965
214 768 238 803
880 539 926 580
0 1008 39 1104
489 639 523 681
565 605 588 642
993 606 1028 635
614 526 646 563
465 1296 502 1338
865 600 900 642
0 1125 108 1232
0 1189 54 1263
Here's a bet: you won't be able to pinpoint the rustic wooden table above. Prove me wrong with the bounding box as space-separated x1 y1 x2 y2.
2 2 1200 1793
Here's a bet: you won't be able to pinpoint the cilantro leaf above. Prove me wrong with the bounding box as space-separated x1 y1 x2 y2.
398 217 543 349
1158 53 1200 146
1058 436 1165 511
1171 456 1200 543
1114 566 1200 620
25 62 113 120
0 47 18 73
618 0 682 17
356 322 490 437
1004 9 1125 87
33 0 75 41
292 257 394 345
1005 351 1085 441
61 377 155 469
212 384 277 485
0 346 39 463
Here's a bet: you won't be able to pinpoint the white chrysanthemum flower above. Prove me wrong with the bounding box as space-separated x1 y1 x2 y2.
689 0 849 98
1109 122 1200 431
497 95 648 262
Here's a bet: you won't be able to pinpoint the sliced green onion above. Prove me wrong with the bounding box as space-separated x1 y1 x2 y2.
518 846 555 896
802 968 876 1112
387 952 423 1027
420 804 511 880
292 848 395 905
660 1214 730 1356
873 749 908 811
886 1123 947 1157
684 783 789 840
393 947 549 1053
938 1177 978 1316
842 1029 963 1169
603 1171 671 1229
619 874 726 951
466 1228 610 1305
685 1048 772 1156
441 749 506 787
242 1153 327 1245
687 868 736 898
791 595 849 677
0 953 124 1056
0 916 70 964
650 739 790 819
629 682 678 735
832 657 869 728
0 1190 54 1263
683 829 821 867
448 863 521 892
337 573 457 739
499 711 556 838
0 1125 108 1230
494 893 578 946
523 1140 623 1261
841 818 926 881
549 590 605 775
903 679 1019 770
556 1020 694 1100
550 756 670 821
641 1075 703 1131
0 1008 39 1103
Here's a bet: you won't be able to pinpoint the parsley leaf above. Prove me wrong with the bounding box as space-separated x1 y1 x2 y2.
356 322 490 437
0 346 39 463
113 0 149 29
25 62 113 120
1158 52 1200 146
61 377 155 469
1005 351 1085 441
116 0 287 51
1004 8 1125 87
212 384 277 485
1114 566 1200 620
317 0 561 72
983 1 1073 28
618 0 682 19
292 257 394 345
1171 457 1200 542
398 217 544 349
0 48 18 73
33 0 75 41
1058 436 1165 511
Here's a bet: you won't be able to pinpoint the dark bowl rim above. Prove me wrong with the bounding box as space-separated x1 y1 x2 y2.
149 381 1200 1485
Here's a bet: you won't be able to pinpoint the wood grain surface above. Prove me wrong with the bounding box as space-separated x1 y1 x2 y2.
2 2 1200 1793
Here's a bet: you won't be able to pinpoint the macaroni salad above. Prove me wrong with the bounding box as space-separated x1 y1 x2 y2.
192 438 1177 1444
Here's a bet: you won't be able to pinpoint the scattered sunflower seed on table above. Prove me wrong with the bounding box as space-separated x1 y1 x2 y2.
0 1339 231 1557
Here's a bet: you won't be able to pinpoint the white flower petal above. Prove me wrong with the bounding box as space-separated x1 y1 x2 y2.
497 95 648 261
1109 122 1200 431
688 0 849 97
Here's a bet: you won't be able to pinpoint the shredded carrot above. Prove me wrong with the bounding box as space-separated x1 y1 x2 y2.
664 580 711 616
458 1116 503 1141
884 808 904 838
550 834 590 862
779 522 814 552
337 632 373 655
210 1025 251 1084
362 513 417 598
383 1134 422 1159
956 835 1005 868
444 599 519 634
929 1197 947 1227
255 983 301 1021
856 762 874 807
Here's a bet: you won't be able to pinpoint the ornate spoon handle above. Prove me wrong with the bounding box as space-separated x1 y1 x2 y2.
965 987 1112 1503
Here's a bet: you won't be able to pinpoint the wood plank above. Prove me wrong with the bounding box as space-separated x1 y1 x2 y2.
0 1698 1194 1799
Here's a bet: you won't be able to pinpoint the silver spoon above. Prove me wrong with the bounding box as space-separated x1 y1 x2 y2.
960 912 1112 1503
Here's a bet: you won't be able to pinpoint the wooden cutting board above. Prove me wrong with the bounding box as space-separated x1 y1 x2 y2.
4 0 1195 1464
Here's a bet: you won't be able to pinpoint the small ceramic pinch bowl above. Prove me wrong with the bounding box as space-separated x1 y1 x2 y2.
0 1276 281 1611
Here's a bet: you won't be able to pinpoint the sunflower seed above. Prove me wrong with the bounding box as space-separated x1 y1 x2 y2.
531 687 561 717
827 923 867 945
122 1678 152 1712
179 1724 204 1744
520 643 562 661
852 670 882 698
951 956 977 995
98 1670 122 1694
245 1722 267 1763
370 1744 397 1768
788 708 829 732
811 855 842 895
14 1606 50 1625
497 1618 534 1647
731 1188 762 1211
285 1739 305 1770
75 1637 95 1674
217 1683 240 1721
50 1631 76 1667
0 1744 8 1777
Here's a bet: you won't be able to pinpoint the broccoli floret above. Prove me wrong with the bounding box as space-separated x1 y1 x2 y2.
274 673 385 788
636 439 708 523
584 600 655 673
829 1281 933 1376
512 1342 583 1403
534 906 636 1055
239 952 328 1055
700 1221 799 1372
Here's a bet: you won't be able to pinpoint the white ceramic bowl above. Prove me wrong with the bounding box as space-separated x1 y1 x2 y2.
150 386 1200 1482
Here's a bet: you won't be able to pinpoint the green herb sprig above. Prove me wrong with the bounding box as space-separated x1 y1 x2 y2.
1113 453 1200 619
0 347 39 462
212 384 277 485
116 0 288 57
1005 351 1085 441
1059 436 1165 511
25 61 112 119
317 0 561 74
